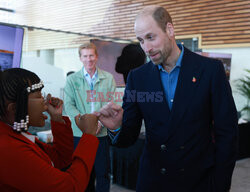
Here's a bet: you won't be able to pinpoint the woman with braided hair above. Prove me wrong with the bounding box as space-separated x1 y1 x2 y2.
0 68 99 192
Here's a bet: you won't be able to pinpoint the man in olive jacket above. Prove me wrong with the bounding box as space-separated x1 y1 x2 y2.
64 42 116 192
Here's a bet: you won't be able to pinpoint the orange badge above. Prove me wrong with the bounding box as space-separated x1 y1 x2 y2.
192 77 196 83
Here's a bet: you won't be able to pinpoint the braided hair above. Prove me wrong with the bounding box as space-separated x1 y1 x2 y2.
0 68 44 132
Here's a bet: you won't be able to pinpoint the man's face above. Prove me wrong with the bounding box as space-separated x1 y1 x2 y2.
80 48 98 72
135 15 173 65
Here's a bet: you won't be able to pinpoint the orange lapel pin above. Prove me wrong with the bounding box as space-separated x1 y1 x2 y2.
192 77 196 83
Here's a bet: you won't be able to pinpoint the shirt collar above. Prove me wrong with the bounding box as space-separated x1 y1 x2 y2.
158 43 184 72
21 132 36 143
82 67 98 79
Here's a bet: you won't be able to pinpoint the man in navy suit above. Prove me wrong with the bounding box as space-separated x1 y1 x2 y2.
96 5 238 192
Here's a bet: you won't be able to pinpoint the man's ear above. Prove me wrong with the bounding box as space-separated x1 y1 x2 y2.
79 55 83 62
166 22 174 37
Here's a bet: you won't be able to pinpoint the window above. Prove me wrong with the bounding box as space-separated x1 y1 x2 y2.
0 0 15 23
176 38 201 52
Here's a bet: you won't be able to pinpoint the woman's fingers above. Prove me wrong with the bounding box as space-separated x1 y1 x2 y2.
46 94 63 108
74 114 81 127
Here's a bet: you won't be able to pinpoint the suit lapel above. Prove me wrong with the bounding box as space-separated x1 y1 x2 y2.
166 48 203 140
0 121 52 164
0 121 33 145
13 132 53 164
149 62 170 113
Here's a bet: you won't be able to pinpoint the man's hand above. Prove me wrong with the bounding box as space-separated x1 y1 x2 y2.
75 114 98 136
45 94 64 123
94 102 123 130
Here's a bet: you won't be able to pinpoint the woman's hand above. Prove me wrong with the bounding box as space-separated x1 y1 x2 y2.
45 94 64 123
75 114 98 136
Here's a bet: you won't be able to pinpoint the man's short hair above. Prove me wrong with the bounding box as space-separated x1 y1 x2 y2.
152 7 173 32
137 6 173 32
78 42 98 57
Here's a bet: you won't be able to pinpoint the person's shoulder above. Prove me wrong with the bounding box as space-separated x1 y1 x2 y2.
131 61 153 74
185 48 222 68
0 132 22 152
0 134 14 163
98 68 114 79
0 132 36 167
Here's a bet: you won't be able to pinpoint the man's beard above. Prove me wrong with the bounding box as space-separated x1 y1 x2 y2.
149 51 167 65
151 58 162 65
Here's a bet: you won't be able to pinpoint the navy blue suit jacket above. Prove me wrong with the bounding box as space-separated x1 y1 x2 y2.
114 47 238 192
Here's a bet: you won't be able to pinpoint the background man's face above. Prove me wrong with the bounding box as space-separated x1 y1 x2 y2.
80 48 98 72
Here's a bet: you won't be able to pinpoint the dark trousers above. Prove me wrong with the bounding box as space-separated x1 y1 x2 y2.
74 136 110 192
